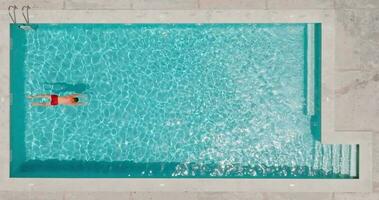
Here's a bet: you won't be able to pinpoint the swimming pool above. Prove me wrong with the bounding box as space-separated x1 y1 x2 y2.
10 23 358 178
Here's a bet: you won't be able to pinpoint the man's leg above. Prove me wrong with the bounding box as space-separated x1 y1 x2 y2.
31 102 51 107
28 94 51 99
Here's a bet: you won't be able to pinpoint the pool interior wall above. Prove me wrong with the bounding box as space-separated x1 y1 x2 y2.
10 23 358 178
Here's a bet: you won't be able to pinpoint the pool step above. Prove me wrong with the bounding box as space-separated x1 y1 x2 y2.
340 145 351 175
313 144 357 178
321 145 332 175
349 145 358 177
306 24 315 116
331 144 341 174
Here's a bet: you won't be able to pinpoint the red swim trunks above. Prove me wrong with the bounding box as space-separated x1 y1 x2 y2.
50 95 59 106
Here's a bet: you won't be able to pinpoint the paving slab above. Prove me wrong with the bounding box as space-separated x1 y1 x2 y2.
199 0 266 9
133 192 198 200
132 0 198 10
64 0 132 10
333 192 379 200
0 192 13 200
64 192 199 200
267 0 334 9
335 9 379 71
358 9 379 71
375 183 379 192
266 193 333 200
64 192 132 200
195 192 334 200
335 9 362 71
0 191 64 200
196 192 264 200
0 0 64 10
374 133 379 191
335 0 379 9
0 14 9 176
335 70 379 131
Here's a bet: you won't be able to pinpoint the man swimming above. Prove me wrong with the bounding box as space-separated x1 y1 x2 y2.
28 94 86 107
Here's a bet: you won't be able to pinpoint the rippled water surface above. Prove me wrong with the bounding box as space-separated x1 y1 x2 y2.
22 24 354 177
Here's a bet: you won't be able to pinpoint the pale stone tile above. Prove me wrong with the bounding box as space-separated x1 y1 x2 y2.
196 193 332 200
335 10 361 71
64 0 132 10
374 133 379 191
196 192 264 200
0 11 9 21
335 0 379 8
267 0 334 9
266 193 333 200
0 191 13 200
375 184 379 192
9 191 64 200
333 192 379 200
65 192 132 200
359 10 379 37
65 192 197 200
0 0 64 10
199 0 266 9
132 0 198 10
335 71 379 131
358 10 379 71
133 192 198 200
0 47 9 92
0 20 9 140
335 9 379 71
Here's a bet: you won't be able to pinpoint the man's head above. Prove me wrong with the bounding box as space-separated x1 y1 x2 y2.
73 97 79 103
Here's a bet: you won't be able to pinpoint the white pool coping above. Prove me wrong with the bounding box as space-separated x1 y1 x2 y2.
0 9 373 192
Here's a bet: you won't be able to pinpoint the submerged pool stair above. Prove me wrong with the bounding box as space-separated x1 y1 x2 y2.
313 144 358 178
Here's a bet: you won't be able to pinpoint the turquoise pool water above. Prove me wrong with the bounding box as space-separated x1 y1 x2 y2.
10 24 358 178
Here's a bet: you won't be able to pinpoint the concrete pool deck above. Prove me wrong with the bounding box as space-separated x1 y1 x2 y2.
0 0 378 199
